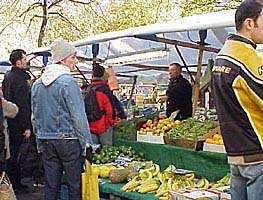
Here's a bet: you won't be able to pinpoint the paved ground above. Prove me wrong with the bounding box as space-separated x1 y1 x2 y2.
15 178 109 200
15 178 46 200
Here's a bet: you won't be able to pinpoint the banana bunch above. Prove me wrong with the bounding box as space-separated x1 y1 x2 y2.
121 176 141 192
139 171 153 181
210 173 231 188
137 179 160 193
155 174 195 199
195 178 210 189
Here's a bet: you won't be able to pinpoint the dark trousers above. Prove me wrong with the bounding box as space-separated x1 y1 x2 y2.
40 139 84 200
6 134 23 187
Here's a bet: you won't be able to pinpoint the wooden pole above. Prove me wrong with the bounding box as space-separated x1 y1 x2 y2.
192 48 204 115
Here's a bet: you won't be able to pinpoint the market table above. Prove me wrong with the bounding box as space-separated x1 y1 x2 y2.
98 139 230 199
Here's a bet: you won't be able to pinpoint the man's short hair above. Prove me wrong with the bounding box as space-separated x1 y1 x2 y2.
169 62 182 72
92 63 105 78
235 0 263 31
9 49 26 65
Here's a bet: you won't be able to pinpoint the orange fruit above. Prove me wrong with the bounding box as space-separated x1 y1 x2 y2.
213 134 222 141
206 138 214 144
217 139 224 145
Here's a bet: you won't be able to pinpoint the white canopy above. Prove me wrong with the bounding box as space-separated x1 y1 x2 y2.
28 9 237 84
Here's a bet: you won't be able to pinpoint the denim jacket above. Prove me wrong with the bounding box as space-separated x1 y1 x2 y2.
31 65 93 156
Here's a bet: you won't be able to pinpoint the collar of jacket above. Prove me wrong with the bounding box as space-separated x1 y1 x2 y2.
11 67 31 80
228 33 257 49
169 75 183 84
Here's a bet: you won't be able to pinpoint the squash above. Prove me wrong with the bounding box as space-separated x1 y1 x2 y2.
109 169 131 184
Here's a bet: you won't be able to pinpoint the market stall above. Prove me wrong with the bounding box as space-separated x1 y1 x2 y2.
96 139 229 200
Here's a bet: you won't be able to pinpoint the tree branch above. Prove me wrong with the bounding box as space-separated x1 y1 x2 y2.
18 2 42 17
48 0 64 9
68 0 95 5
48 12 83 33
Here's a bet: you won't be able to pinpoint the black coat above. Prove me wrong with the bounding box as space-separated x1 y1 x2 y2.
2 67 32 135
166 75 193 120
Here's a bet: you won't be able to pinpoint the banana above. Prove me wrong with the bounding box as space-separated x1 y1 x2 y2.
210 182 225 189
224 175 231 186
167 178 174 190
139 164 155 174
159 196 169 200
200 178 210 190
172 182 180 190
184 173 195 180
139 171 153 181
195 178 205 188
159 195 169 200
153 164 160 177
156 181 167 194
184 179 194 188
138 183 159 193
158 172 165 184
164 164 176 173
121 180 141 192
155 189 168 197
140 178 158 185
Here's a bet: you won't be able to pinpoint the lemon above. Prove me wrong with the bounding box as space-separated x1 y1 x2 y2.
99 165 110 178
92 165 100 175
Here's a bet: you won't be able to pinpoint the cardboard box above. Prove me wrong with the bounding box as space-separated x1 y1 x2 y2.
203 142 226 153
164 126 220 151
169 188 220 200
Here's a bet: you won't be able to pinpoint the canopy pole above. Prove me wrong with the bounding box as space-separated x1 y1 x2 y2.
174 45 195 83
192 48 204 115
127 76 137 110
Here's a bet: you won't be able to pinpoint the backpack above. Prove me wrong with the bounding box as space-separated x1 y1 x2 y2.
90 85 126 119
84 85 105 122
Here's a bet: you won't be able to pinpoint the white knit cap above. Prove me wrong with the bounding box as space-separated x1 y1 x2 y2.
50 39 76 63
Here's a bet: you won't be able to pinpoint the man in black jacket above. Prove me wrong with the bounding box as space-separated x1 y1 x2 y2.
2 49 32 191
166 63 192 120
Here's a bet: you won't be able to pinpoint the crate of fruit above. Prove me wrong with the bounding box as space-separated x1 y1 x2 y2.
164 118 219 150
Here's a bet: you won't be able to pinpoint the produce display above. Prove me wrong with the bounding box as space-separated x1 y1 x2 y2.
138 118 181 136
166 118 217 140
93 145 145 164
117 162 230 200
205 133 224 145
113 112 160 140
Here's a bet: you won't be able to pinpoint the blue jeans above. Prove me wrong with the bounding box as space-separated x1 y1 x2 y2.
40 139 84 200
91 126 113 146
230 162 263 200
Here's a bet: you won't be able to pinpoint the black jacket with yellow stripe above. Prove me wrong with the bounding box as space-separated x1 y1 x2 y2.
211 34 263 158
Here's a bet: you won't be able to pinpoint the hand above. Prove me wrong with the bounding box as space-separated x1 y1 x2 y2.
23 129 31 139
85 147 93 164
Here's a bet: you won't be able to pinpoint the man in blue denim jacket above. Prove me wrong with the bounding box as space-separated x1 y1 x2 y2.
31 39 93 200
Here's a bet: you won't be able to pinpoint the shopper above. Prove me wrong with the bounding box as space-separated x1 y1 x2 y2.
211 1 263 199
84 64 115 146
31 38 93 200
166 63 192 120
2 49 32 192
0 91 19 173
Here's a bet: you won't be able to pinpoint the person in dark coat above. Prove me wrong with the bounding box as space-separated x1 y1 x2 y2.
166 63 193 120
2 49 32 192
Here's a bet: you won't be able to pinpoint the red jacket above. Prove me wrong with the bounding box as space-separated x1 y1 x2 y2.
88 81 115 134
